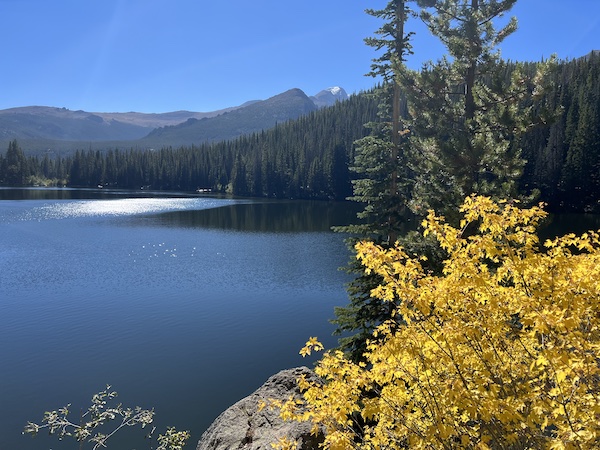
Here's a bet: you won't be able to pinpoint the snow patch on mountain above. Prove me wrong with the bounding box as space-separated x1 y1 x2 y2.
310 86 349 108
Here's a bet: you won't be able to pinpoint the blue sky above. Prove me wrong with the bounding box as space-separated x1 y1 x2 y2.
0 0 598 113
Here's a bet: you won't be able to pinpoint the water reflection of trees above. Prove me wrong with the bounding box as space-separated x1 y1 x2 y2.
0 187 196 201
539 213 600 240
152 201 363 233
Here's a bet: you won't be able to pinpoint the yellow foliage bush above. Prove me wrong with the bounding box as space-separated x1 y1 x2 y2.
283 196 600 449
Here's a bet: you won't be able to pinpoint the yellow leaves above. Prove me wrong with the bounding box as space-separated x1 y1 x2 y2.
296 374 313 392
299 337 323 357
277 197 600 449
555 369 568 385
279 398 303 422
270 437 298 450
257 400 267 413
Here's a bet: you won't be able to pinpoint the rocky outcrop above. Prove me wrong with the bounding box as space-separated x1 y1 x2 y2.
196 367 323 450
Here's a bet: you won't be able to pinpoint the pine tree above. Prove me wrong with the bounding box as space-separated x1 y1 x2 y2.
2 140 28 186
332 1 418 358
406 0 554 223
345 1 415 242
560 54 600 210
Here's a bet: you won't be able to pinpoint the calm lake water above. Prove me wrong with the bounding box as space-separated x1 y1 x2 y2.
0 188 359 449
2 189 599 450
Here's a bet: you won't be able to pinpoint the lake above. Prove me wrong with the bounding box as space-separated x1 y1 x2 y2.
0 188 359 449
2 189 599 450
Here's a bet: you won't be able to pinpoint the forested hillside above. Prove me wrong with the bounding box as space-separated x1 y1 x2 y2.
0 88 347 154
0 92 378 200
521 53 600 211
138 88 320 148
0 54 599 210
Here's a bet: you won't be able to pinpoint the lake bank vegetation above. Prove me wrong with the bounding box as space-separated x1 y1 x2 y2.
279 196 600 449
279 1 600 449
0 54 598 212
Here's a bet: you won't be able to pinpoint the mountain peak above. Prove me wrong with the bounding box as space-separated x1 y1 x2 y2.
326 86 344 96
310 86 349 108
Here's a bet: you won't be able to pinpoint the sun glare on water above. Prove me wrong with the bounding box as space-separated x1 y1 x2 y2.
23 198 227 221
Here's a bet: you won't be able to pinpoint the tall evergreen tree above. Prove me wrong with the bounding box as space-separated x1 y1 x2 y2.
406 0 554 222
1 140 28 186
346 1 415 242
332 1 418 358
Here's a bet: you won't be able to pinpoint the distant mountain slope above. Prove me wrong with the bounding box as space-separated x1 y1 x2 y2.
94 107 247 128
0 105 247 143
579 50 600 61
1 87 347 153
140 88 318 147
0 106 153 141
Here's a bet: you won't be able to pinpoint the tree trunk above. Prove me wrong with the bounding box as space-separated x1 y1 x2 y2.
389 0 406 244
465 0 479 121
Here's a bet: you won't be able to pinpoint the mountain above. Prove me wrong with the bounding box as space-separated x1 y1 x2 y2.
141 88 318 148
310 87 349 108
579 50 600 61
0 106 153 142
0 105 246 143
0 87 348 153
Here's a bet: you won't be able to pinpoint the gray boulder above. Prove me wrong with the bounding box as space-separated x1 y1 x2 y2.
196 367 323 450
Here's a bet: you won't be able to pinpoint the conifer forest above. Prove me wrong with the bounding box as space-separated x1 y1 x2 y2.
0 55 598 213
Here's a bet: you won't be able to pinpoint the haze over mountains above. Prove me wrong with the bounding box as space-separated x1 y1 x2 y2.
0 87 349 154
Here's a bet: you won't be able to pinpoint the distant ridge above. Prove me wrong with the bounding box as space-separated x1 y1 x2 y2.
0 87 349 153
0 105 247 142
577 50 600 61
141 88 318 147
